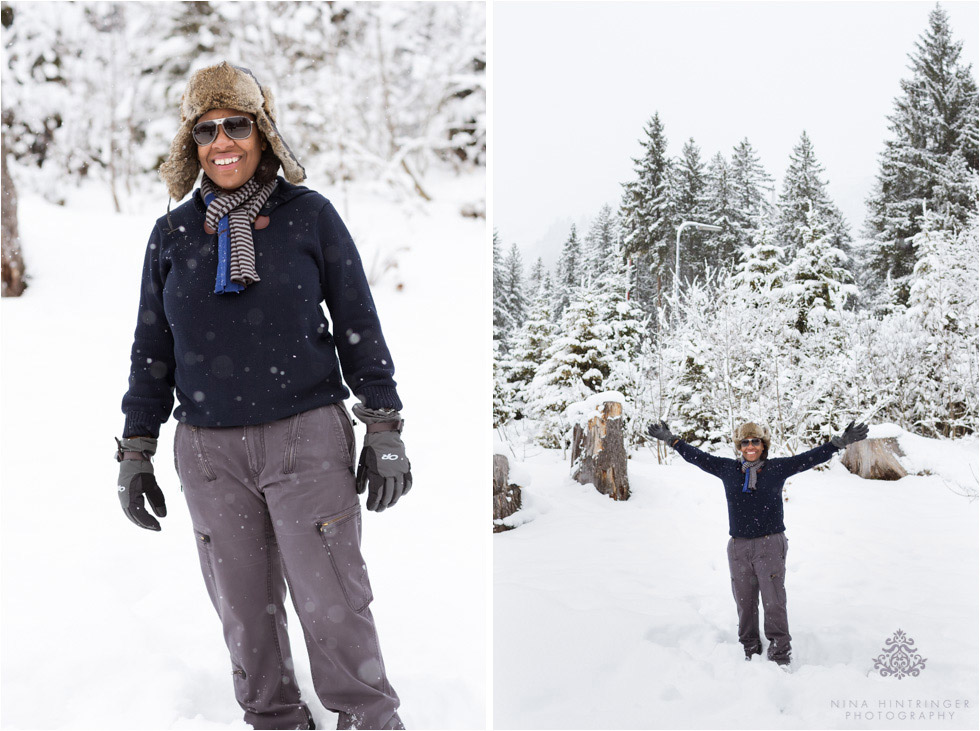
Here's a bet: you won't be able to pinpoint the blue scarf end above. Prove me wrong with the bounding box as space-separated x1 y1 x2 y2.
205 190 241 295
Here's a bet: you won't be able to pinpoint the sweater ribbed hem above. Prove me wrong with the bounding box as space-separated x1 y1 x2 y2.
356 385 403 411
123 413 163 439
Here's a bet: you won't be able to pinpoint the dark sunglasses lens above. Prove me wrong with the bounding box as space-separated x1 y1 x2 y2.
192 121 218 145
741 438 761 446
223 117 252 139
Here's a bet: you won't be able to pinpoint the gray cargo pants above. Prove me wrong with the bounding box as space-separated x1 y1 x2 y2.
174 402 402 730
726 532 791 663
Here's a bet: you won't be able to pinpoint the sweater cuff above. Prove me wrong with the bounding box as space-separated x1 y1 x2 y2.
355 385 403 411
123 413 163 439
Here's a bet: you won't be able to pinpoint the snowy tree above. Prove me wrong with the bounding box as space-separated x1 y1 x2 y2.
672 138 710 282
505 275 557 421
732 222 787 301
864 4 978 303
582 204 618 281
703 151 741 264
783 204 856 334
620 113 676 283
527 256 545 294
729 137 774 251
501 242 528 334
554 224 582 317
775 131 851 262
527 284 612 448
493 338 515 428
492 229 509 342
905 211 979 436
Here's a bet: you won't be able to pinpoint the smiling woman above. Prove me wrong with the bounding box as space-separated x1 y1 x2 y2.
194 109 264 191
116 61 411 730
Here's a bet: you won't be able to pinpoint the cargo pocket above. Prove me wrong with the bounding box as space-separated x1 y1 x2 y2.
316 505 373 613
189 427 218 482
282 411 305 474
194 529 219 604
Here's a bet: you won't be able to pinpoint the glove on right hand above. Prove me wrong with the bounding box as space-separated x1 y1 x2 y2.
116 436 167 531
647 420 676 443
831 420 869 449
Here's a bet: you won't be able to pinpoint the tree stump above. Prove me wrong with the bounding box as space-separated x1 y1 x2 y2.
840 437 908 481
1 129 27 297
493 453 522 532
570 401 630 500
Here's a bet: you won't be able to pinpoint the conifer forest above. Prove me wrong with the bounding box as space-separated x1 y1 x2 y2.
493 5 979 454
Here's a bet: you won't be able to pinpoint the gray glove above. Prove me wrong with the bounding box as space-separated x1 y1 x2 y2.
115 436 167 531
647 420 677 443
351 404 412 512
831 421 869 449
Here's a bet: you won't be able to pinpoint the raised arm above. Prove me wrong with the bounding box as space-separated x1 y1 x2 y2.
774 421 868 478
647 421 732 477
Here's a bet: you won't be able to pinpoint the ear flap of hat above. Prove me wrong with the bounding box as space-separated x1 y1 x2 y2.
254 112 305 186
159 123 199 201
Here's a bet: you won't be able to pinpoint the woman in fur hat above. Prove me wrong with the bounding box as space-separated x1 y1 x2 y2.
116 63 409 730
646 418 868 667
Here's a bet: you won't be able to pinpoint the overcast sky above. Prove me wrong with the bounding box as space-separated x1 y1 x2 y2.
492 0 980 269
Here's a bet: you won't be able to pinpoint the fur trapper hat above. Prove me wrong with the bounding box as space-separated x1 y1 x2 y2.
733 422 771 452
159 62 306 200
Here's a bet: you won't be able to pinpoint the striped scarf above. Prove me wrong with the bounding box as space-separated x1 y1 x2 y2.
201 176 277 294
740 459 766 493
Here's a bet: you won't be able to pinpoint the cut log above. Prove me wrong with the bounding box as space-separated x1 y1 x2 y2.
570 401 630 501
493 453 522 532
1 128 27 297
840 437 908 481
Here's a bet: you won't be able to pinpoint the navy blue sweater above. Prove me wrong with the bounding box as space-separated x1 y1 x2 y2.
672 440 840 538
121 179 401 438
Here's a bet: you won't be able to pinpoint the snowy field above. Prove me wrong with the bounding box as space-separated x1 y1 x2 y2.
1 171 487 730
494 428 979 729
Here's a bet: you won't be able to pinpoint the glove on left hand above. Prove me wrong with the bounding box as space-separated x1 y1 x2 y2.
831 421 869 448
351 404 412 512
115 436 167 531
647 420 676 443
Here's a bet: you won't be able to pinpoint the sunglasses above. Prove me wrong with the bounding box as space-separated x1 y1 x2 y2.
740 438 763 447
192 116 255 146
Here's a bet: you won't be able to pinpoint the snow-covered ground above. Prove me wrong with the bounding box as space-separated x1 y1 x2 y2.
494 427 979 729
1 170 487 730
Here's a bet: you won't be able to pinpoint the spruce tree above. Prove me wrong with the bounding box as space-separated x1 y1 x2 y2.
673 138 710 283
905 211 979 436
729 138 774 252
582 204 618 280
492 229 510 342
527 284 612 447
506 275 557 420
776 131 851 262
704 152 741 263
620 113 676 288
784 204 856 334
732 222 787 301
502 242 528 333
864 4 979 303
528 256 545 294
555 224 582 317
